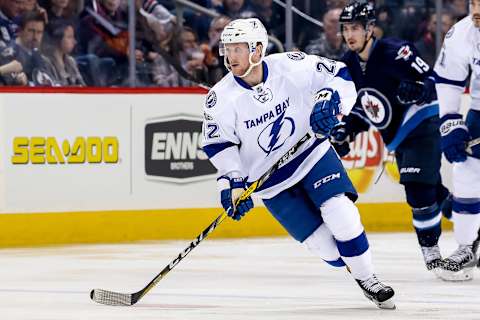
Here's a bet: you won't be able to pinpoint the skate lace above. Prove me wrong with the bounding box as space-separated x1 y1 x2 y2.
421 245 441 263
447 245 474 264
360 275 386 293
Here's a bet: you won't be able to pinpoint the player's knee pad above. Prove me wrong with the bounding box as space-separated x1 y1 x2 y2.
320 194 369 259
452 160 480 198
303 223 345 267
405 183 442 228
404 182 437 208
320 194 364 241
411 202 442 231
404 183 442 245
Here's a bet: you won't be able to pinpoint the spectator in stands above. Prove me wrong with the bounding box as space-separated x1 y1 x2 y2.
151 27 207 87
146 3 178 87
22 0 48 22
446 0 468 20
77 0 128 85
415 11 455 67
13 10 56 85
43 19 85 85
43 0 76 24
134 0 175 86
305 8 346 60
326 0 347 9
0 58 28 85
218 0 248 20
200 15 230 85
244 0 284 42
0 0 26 47
375 5 394 38
175 26 207 86
392 0 425 42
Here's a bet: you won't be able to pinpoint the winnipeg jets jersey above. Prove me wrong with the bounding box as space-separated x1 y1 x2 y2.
434 16 480 115
202 52 357 199
342 38 439 151
0 10 17 47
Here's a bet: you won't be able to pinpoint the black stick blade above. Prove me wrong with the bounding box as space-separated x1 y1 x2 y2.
90 289 133 306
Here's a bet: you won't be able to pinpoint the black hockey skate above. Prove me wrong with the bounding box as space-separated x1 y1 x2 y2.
438 245 477 281
421 245 443 275
356 275 395 309
474 229 480 268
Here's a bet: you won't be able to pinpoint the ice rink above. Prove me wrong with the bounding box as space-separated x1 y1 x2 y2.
1 232 479 320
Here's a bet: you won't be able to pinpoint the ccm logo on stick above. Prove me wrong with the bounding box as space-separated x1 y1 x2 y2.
313 172 341 189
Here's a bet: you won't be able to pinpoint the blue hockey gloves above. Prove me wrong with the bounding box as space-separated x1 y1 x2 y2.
218 176 254 221
440 114 470 163
330 122 351 157
310 88 341 137
396 77 436 105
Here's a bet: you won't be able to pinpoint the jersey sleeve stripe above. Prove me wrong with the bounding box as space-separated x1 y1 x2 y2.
434 72 467 88
203 141 237 158
335 66 353 81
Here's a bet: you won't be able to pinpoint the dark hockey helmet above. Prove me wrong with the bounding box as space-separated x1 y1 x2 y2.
339 1 376 28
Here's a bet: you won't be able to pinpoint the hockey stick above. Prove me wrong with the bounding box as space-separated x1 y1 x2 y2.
466 137 480 156
90 133 313 306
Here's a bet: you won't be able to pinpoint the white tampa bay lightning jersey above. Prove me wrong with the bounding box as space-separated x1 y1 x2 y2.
202 52 357 199
434 16 480 115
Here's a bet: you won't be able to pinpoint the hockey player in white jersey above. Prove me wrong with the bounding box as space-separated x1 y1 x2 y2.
202 18 395 308
434 0 480 281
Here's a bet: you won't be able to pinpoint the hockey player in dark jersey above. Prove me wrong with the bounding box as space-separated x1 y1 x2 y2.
333 1 452 276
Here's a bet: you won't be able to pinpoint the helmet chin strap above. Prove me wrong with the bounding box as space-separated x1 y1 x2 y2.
357 28 373 55
239 53 262 78
224 51 263 79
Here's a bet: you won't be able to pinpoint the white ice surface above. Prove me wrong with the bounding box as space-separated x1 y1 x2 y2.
0 232 479 320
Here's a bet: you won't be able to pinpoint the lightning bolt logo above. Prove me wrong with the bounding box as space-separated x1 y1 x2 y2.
266 112 286 156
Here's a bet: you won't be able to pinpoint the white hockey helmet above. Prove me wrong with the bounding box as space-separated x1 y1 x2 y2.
219 18 268 78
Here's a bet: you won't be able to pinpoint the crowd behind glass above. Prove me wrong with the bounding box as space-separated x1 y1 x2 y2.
0 0 466 87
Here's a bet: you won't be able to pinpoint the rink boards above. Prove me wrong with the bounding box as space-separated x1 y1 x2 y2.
0 88 459 247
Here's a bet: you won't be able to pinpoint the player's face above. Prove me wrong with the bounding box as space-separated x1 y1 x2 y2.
342 22 368 52
224 42 252 76
471 0 480 27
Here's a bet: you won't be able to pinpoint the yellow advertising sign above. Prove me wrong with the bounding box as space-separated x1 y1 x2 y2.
11 136 119 164
342 130 399 193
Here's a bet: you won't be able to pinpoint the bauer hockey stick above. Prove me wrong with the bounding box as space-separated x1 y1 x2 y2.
466 137 480 156
90 132 313 306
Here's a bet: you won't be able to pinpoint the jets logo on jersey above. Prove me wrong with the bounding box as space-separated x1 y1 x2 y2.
206 91 217 108
287 52 305 61
358 88 392 129
395 45 413 61
257 112 295 156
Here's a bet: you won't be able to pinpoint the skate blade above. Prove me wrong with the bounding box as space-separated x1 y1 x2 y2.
375 297 396 310
364 293 396 310
431 267 444 280
438 267 474 281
